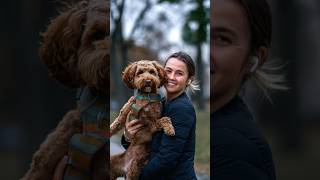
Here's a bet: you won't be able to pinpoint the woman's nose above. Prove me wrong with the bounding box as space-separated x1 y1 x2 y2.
168 72 175 80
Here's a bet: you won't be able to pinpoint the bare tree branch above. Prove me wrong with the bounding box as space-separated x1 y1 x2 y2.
129 0 152 38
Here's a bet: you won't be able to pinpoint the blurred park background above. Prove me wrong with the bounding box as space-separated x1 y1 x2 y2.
0 0 320 180
110 0 210 178
243 1 320 180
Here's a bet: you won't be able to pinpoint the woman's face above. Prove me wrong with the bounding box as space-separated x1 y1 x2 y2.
211 0 251 111
164 58 189 98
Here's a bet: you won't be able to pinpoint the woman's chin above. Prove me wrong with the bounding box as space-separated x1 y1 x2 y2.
165 85 176 93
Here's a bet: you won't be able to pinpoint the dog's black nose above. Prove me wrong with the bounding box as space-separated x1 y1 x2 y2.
145 80 152 86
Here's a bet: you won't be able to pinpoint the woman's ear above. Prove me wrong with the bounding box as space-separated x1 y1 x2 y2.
152 61 167 86
246 46 269 73
122 62 137 89
256 46 269 67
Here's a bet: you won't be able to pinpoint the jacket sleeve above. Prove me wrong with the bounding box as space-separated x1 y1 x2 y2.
139 104 195 179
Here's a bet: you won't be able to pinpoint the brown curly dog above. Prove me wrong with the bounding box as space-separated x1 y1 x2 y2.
21 0 109 179
110 60 175 180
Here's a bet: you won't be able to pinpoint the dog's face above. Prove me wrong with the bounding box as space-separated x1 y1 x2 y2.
78 0 109 93
39 0 109 93
122 60 167 92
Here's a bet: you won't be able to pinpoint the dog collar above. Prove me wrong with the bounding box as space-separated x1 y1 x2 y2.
129 91 162 119
135 90 162 102
65 87 108 179
76 87 108 138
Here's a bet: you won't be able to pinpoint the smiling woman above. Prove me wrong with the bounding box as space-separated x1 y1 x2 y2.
211 0 256 112
164 52 199 101
211 0 282 179
122 52 199 180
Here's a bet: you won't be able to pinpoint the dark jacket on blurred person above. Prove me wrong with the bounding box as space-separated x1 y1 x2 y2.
122 92 197 180
211 96 276 180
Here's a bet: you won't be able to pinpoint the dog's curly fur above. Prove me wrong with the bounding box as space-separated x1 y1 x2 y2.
21 0 109 179
110 60 175 180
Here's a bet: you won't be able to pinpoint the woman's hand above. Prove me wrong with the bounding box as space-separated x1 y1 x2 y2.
124 119 145 142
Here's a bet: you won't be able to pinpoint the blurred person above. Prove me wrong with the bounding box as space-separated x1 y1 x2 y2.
122 52 199 180
211 0 287 179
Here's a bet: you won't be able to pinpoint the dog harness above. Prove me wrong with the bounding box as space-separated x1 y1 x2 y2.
129 90 162 120
64 87 108 180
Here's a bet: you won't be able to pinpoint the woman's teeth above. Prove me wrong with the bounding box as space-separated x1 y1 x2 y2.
167 81 176 86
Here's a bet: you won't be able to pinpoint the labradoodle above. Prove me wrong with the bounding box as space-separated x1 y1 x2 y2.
21 0 109 179
110 60 175 180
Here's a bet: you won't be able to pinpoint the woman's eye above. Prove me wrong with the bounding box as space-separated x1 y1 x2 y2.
137 71 143 75
213 34 232 46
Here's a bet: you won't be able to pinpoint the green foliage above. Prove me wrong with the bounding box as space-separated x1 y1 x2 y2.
182 0 209 45
157 0 209 45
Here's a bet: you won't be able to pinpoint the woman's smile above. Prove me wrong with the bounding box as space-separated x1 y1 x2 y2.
167 80 177 86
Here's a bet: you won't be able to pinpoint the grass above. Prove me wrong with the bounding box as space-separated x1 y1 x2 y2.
194 104 210 175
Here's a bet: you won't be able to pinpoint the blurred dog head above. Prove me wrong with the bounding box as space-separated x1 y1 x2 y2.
39 0 109 93
122 60 167 93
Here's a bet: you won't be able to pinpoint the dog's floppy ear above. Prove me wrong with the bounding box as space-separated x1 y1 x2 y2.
39 1 88 88
152 61 167 87
122 62 138 89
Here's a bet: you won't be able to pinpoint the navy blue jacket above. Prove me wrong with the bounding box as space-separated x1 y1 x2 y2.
211 96 276 180
122 92 197 180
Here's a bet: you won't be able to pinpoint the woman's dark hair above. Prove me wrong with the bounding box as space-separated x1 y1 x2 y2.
239 0 272 53
164 51 200 92
238 0 288 100
164 51 196 78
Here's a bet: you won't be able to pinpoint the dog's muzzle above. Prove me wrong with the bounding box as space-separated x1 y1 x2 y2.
143 80 152 92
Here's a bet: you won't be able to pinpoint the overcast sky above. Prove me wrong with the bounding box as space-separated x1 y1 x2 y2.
113 0 209 65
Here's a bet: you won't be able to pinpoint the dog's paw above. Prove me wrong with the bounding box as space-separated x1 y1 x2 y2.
158 117 175 136
164 126 175 136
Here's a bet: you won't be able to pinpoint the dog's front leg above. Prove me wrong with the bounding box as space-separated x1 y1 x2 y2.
21 110 82 180
126 157 147 180
110 96 135 136
156 117 175 136
110 152 127 180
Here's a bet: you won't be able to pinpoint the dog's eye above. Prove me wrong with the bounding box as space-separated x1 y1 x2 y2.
92 31 106 41
137 70 143 75
149 70 156 75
